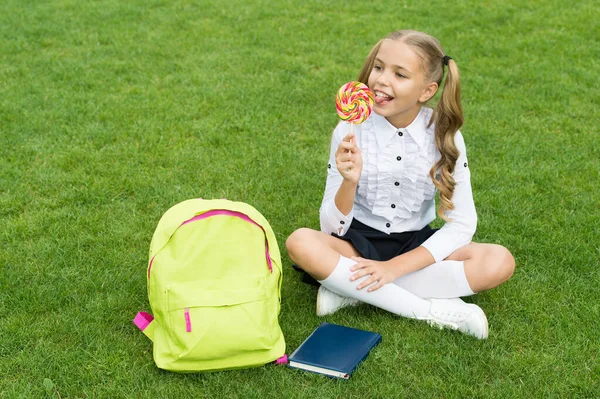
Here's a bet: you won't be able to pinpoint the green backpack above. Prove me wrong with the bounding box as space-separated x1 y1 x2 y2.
133 199 286 372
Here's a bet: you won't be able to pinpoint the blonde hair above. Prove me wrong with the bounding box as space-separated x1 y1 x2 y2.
358 30 464 221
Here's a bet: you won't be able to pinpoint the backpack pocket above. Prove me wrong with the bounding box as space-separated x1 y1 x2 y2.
164 276 279 365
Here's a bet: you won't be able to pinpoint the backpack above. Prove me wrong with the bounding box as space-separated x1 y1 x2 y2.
133 198 286 372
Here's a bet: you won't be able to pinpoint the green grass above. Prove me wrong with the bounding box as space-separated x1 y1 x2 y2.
1 0 598 397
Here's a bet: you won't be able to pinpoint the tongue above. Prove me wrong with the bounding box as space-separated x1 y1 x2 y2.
375 95 392 105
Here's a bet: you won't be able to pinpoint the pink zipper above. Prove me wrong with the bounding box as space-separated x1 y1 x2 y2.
147 210 273 278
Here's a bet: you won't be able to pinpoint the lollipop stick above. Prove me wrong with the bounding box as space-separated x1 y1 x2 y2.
347 123 353 173
349 123 354 153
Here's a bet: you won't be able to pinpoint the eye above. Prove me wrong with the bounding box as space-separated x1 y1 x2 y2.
373 64 382 71
396 72 406 79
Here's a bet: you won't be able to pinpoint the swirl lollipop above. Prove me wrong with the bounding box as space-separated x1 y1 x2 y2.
335 81 373 173
336 81 374 130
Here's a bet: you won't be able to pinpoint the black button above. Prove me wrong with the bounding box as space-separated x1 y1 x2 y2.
328 163 331 169
396 156 402 161
391 204 396 209
340 221 345 225
464 162 468 167
386 223 391 228
394 181 400 186
398 131 403 137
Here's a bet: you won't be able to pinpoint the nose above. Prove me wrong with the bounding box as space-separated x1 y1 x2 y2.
375 69 390 86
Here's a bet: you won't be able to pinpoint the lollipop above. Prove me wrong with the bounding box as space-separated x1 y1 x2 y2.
335 82 373 173
336 81 374 129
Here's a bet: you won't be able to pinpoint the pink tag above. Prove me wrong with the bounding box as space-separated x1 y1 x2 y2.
184 308 192 332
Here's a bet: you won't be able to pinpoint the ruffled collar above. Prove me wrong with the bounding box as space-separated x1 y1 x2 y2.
370 107 431 150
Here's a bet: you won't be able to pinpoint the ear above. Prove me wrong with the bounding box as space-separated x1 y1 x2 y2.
419 81 438 103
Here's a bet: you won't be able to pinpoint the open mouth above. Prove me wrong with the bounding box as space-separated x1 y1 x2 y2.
374 90 394 105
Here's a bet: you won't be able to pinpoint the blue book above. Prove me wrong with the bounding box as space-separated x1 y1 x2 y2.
288 322 382 379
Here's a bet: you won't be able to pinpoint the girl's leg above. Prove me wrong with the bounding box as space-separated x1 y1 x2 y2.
393 260 475 299
393 243 514 298
445 243 515 293
287 228 486 327
286 228 430 318
287 229 493 338
285 227 360 280
317 255 431 318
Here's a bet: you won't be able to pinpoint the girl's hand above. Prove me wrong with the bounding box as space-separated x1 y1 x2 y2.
335 133 362 183
349 257 398 292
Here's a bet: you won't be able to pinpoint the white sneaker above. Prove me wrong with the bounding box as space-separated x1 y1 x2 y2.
316 286 360 316
426 298 489 339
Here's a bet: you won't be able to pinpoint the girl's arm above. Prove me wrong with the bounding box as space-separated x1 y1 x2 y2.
334 178 358 216
350 245 436 290
420 131 477 262
386 245 435 275
319 124 361 235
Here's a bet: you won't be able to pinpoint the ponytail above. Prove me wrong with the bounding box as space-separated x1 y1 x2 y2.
429 58 464 220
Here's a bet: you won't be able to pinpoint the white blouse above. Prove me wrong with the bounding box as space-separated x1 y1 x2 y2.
319 107 477 263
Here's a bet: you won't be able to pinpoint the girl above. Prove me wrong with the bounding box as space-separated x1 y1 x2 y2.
286 30 515 339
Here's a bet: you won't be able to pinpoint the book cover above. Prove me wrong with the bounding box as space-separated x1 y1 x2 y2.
288 322 382 379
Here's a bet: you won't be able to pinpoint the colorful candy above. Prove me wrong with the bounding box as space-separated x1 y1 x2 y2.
335 81 374 124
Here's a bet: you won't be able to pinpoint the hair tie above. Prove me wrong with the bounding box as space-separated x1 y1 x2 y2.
443 55 452 66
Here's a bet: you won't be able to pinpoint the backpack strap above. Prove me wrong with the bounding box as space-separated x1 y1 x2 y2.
274 354 288 365
133 312 156 341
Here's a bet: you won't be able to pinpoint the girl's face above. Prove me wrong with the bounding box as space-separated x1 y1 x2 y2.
368 39 438 128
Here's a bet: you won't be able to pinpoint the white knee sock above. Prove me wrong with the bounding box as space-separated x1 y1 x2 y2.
393 260 475 299
317 255 431 319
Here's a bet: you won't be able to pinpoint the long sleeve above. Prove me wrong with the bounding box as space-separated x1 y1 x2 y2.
421 131 477 262
319 123 354 235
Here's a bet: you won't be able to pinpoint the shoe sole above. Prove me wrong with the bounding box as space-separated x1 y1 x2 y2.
316 288 327 317
475 311 489 339
461 307 488 339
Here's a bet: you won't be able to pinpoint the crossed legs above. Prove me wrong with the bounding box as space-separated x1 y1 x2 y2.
286 227 515 296
286 228 515 339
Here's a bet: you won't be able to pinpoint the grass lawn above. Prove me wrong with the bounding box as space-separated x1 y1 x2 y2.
0 0 598 397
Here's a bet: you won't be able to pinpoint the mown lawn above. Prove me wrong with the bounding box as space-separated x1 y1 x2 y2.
0 0 598 397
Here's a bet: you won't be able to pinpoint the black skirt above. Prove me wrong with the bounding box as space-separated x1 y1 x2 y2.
295 218 438 286
333 218 438 261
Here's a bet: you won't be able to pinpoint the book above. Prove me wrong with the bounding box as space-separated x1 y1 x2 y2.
288 322 382 379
